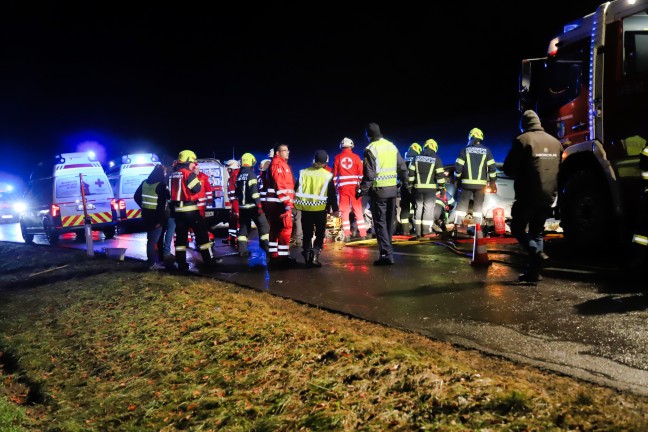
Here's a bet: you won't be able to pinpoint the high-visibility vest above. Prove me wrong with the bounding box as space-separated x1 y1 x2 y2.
141 182 160 210
294 167 333 212
367 138 398 188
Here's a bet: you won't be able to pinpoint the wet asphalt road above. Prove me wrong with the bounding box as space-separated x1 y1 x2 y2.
2 222 648 396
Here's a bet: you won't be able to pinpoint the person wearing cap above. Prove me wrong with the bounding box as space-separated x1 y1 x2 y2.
357 123 409 266
134 164 170 270
224 159 241 247
453 127 497 226
168 150 221 272
333 137 367 242
295 150 339 267
397 142 422 235
265 142 297 268
408 138 446 238
235 153 271 257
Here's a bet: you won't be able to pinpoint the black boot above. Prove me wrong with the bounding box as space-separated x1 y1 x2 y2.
302 250 312 268
311 249 322 267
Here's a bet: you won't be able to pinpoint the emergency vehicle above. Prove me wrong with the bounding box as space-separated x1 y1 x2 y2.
519 0 648 249
195 158 230 226
106 153 161 231
19 152 118 245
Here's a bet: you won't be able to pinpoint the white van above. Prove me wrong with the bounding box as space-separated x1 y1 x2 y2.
19 152 118 244
106 153 161 231
195 158 230 226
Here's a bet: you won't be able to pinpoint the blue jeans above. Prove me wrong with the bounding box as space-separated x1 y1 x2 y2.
147 225 163 266
163 217 176 256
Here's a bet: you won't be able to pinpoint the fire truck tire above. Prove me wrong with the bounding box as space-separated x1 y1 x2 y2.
43 220 60 245
560 170 614 249
20 222 34 244
103 226 116 239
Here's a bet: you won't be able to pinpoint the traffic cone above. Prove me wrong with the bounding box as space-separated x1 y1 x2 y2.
471 223 491 266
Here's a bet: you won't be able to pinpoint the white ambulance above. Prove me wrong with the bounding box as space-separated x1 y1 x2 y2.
19 152 118 245
195 158 230 226
106 153 161 231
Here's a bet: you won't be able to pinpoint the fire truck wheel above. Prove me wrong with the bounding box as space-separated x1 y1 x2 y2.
20 222 34 244
103 226 116 239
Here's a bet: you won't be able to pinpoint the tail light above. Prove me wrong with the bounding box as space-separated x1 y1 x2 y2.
486 186 496 193
118 199 126 211
51 204 60 217
110 199 119 211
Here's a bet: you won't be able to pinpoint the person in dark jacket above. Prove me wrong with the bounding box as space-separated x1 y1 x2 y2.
408 138 445 238
397 142 422 235
503 110 562 283
235 152 270 258
453 128 497 226
357 122 409 265
134 164 170 270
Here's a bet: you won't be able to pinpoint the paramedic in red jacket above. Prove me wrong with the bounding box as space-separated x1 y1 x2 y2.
265 142 296 268
224 159 240 246
333 137 367 241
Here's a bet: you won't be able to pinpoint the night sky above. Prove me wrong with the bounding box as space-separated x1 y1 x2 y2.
1 2 605 189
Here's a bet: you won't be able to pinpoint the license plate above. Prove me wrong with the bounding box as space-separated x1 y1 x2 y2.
205 211 214 217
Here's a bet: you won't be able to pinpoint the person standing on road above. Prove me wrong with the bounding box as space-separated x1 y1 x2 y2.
224 159 240 247
453 128 497 226
193 163 214 241
161 160 177 265
265 142 297 268
168 150 221 272
357 122 409 266
295 150 339 267
397 142 422 236
235 152 270 258
503 110 562 283
333 137 367 242
408 138 446 239
134 164 170 270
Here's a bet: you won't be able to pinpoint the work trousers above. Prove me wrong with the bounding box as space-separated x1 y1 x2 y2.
146 224 163 266
454 187 486 224
228 200 240 241
238 207 270 255
174 209 213 270
301 210 327 255
398 186 414 234
510 200 550 275
370 196 397 260
266 202 292 259
412 190 437 237
338 186 367 237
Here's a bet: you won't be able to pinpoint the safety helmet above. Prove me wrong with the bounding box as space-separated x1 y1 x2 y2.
241 153 256 167
268 148 275 158
259 159 271 171
177 150 197 163
424 139 438 152
468 128 484 141
225 159 240 170
340 137 354 148
409 142 422 154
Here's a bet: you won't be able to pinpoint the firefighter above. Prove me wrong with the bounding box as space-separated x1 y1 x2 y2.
236 153 270 258
134 164 169 270
265 142 297 268
433 187 455 233
224 159 240 246
193 163 214 241
258 157 272 211
168 150 220 272
453 128 497 226
408 138 445 238
503 110 562 283
397 142 422 235
332 137 367 242
295 150 339 267
357 123 409 266
628 140 648 272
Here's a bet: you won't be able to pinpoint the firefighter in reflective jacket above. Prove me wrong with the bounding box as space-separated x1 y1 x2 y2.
265 143 296 267
224 159 240 246
629 140 648 271
332 137 367 241
454 128 497 225
193 163 214 240
295 150 339 267
168 150 218 271
236 153 270 258
408 138 445 238
398 142 422 235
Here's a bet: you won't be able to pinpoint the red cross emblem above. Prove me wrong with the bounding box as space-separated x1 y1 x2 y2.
95 178 104 188
341 157 353 170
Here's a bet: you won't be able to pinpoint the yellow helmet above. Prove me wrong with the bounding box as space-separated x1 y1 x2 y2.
468 128 484 141
409 142 422 154
241 153 256 167
424 139 438 152
177 150 197 163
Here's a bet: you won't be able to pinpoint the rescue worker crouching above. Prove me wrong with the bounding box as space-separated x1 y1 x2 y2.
235 152 271 258
168 150 221 272
295 150 339 267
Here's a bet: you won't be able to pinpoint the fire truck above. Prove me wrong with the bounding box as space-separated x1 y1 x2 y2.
519 0 648 250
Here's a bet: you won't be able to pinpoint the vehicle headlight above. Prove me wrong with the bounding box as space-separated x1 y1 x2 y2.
13 202 27 213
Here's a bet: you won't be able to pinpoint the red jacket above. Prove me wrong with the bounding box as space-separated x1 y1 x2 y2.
266 155 295 211
195 171 213 218
333 147 363 190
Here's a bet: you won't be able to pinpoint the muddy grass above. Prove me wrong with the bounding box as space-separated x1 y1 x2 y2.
1 241 648 431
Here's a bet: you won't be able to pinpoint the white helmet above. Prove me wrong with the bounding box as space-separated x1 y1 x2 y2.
225 159 240 170
340 137 354 148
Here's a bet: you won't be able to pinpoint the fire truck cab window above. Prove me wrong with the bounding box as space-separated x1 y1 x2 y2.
623 14 648 77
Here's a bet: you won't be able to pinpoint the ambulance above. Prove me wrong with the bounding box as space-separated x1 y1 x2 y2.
19 152 118 245
195 157 230 226
106 153 161 231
